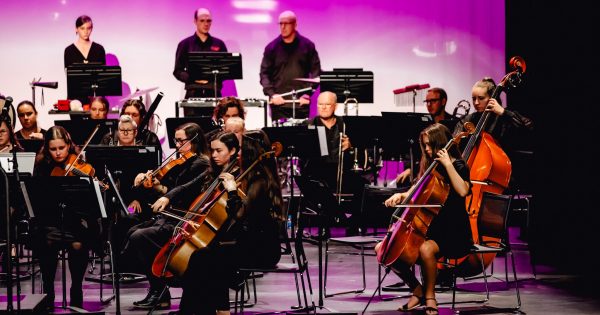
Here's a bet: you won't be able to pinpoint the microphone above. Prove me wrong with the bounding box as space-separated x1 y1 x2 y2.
31 81 58 89
1 96 13 123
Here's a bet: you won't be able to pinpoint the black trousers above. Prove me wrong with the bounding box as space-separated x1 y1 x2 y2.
120 216 174 290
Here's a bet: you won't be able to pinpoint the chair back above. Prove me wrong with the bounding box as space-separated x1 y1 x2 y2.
477 192 512 242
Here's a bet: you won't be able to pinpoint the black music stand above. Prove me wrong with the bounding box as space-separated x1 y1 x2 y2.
188 52 243 104
18 139 44 154
54 119 118 145
381 112 433 184
165 117 219 149
320 68 374 116
66 65 122 101
343 116 385 185
26 176 107 313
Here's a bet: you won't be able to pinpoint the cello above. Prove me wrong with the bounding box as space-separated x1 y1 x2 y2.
151 146 281 278
455 56 526 276
376 128 472 268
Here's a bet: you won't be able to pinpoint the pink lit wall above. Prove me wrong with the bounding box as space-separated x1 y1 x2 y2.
0 0 505 159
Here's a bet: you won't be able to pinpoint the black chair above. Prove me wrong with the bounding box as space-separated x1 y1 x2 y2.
445 192 522 312
233 212 316 314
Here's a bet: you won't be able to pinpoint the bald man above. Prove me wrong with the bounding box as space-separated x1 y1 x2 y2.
174 8 228 116
260 10 321 121
302 91 368 236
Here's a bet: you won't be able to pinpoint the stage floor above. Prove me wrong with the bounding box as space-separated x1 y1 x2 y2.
3 227 599 315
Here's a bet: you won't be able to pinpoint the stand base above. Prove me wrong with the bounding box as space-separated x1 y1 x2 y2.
0 293 46 314
85 272 146 284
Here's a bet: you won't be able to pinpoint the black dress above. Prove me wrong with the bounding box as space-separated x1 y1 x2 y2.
426 159 473 258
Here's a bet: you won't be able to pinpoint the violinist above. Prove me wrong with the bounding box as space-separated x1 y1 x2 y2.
31 126 99 310
380 123 472 315
120 122 211 310
174 130 283 315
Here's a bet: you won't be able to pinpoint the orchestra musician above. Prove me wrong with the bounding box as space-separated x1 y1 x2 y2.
223 116 245 144
15 100 46 140
172 130 283 315
302 91 368 236
100 99 160 148
0 118 23 153
89 96 109 120
64 15 106 68
260 10 321 121
31 126 100 310
173 8 228 117
120 122 211 310
380 123 472 315
213 96 246 125
395 87 458 187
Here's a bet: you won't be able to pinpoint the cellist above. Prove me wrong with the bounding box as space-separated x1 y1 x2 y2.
381 123 472 315
31 126 100 310
120 122 211 310
173 130 283 315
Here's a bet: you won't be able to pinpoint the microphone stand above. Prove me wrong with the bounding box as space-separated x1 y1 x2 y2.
2 151 13 313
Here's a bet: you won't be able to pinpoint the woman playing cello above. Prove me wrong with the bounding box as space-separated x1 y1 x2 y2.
120 122 211 310
381 123 472 315
171 130 283 315
31 126 100 310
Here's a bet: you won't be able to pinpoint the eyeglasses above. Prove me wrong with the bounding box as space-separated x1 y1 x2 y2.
119 129 135 135
279 22 294 26
198 19 212 23
423 98 440 104
174 138 189 144
0 130 7 135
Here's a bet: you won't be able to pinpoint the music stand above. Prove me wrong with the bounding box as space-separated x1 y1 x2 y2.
343 116 384 185
165 117 220 149
188 52 243 105
18 139 44 154
54 119 118 145
26 176 107 312
381 112 433 183
66 65 122 100
320 68 374 116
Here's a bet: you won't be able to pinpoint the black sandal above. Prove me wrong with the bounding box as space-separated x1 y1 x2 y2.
397 295 424 312
424 297 438 315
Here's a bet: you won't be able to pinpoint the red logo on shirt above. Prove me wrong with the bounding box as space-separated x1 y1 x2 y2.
211 46 221 51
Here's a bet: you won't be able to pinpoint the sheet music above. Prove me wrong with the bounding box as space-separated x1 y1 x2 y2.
316 126 329 157
92 179 107 218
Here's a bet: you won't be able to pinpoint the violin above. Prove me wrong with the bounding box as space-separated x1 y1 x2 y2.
50 153 110 191
141 151 197 188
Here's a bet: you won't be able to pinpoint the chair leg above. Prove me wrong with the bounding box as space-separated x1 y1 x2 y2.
509 251 522 310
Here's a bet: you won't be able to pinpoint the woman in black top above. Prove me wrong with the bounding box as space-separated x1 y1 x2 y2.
381 123 472 315
15 100 46 140
0 119 23 153
64 15 106 67
31 126 100 310
175 130 283 315
120 122 211 310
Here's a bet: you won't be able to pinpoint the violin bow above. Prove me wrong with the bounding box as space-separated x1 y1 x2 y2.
64 123 101 175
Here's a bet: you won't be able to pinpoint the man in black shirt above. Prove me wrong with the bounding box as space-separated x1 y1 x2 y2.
173 8 228 116
260 10 321 122
303 91 368 235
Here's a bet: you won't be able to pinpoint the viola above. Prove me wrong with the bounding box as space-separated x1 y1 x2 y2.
142 151 197 188
152 143 282 278
376 131 471 269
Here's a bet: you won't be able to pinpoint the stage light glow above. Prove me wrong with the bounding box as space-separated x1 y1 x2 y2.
231 0 277 10
234 13 272 24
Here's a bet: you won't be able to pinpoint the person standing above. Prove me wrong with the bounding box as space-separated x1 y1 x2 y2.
173 8 228 117
260 10 321 122
64 15 106 106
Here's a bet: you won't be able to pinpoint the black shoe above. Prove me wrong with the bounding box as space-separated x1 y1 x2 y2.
382 281 406 291
133 289 153 306
134 288 171 309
